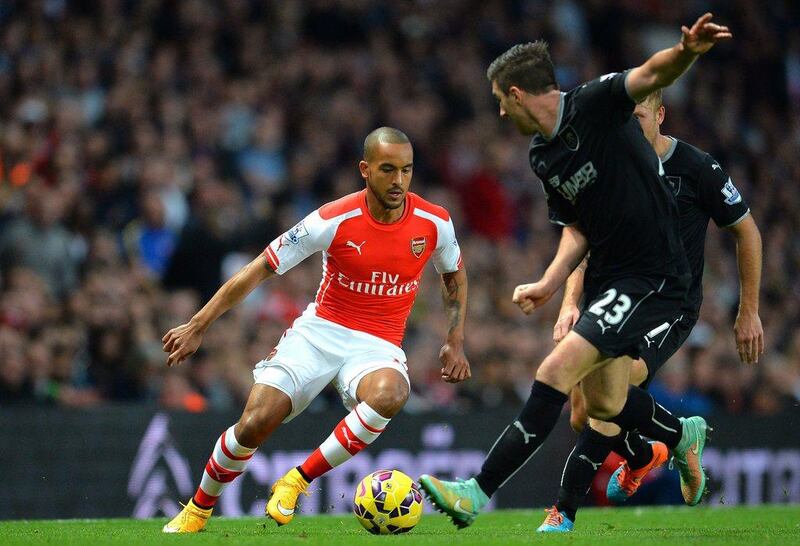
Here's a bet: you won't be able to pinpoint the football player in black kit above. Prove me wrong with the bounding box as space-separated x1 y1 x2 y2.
419 13 733 533
547 89 763 530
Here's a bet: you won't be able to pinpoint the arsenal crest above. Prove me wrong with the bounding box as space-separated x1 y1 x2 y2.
411 236 426 258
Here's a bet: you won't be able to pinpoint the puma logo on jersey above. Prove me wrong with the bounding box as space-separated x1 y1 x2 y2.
712 163 721 170
346 240 366 255
597 320 610 334
513 420 536 444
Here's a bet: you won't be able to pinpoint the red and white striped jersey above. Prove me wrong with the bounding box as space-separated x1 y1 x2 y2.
263 190 463 346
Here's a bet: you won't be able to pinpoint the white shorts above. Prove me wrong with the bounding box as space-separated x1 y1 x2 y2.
253 305 410 422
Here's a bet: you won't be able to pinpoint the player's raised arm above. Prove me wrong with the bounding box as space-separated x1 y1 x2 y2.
162 255 275 366
553 256 588 343
439 267 470 383
625 13 732 103
513 225 588 315
728 215 764 363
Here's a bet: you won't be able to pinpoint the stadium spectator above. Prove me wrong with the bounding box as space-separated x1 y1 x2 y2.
0 1 797 417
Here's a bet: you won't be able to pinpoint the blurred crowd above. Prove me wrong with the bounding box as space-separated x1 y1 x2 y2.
1 0 798 417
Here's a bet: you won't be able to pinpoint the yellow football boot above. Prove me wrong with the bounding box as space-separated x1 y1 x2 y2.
265 468 310 525
162 499 212 533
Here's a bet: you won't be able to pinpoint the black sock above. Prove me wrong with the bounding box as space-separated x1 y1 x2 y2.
475 380 568 497
556 425 615 522
192 495 213 510
611 430 653 470
296 465 312 483
608 386 682 449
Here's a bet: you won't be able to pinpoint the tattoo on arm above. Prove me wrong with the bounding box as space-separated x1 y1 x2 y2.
441 273 463 334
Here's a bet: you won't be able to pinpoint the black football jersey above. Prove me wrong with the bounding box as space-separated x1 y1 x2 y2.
661 137 750 317
529 71 688 281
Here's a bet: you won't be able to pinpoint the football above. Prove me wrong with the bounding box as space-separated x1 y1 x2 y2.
352 469 424 534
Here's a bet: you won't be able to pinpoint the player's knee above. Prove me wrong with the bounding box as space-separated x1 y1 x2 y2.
235 412 264 446
235 408 273 446
236 401 288 446
535 354 569 391
585 395 625 421
630 359 649 386
363 380 408 418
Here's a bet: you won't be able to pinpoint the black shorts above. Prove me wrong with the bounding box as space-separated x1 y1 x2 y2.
573 274 688 361
638 314 697 389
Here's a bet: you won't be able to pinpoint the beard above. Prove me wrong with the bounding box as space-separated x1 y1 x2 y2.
378 194 404 209
367 179 405 210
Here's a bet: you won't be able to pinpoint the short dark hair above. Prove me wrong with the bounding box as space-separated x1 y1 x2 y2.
487 41 558 95
363 127 411 160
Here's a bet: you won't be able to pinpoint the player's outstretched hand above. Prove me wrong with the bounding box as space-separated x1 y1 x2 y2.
512 281 554 315
734 310 764 364
681 13 732 55
162 322 204 367
553 304 581 343
439 342 471 383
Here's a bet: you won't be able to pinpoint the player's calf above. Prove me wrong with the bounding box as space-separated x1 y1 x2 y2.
163 425 257 533
194 425 257 508
163 385 289 533
419 380 569 529
268 401 392 525
553 424 616 526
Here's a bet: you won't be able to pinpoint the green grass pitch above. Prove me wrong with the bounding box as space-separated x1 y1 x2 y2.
3 506 799 545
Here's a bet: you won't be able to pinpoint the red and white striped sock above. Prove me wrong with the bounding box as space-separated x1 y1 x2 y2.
193 425 256 508
299 402 391 481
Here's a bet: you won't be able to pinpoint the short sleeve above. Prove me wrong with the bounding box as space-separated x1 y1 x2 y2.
573 70 636 124
697 155 750 228
432 217 463 274
543 181 578 226
263 210 335 274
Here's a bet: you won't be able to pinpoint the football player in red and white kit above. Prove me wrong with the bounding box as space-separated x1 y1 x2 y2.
162 127 470 533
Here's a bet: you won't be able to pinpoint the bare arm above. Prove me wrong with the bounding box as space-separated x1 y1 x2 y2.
553 256 588 343
727 215 763 363
625 13 732 102
562 256 587 310
439 268 471 383
513 225 589 315
162 255 276 366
